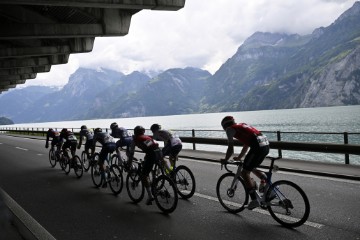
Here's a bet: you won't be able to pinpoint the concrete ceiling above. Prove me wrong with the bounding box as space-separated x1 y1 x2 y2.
0 0 185 93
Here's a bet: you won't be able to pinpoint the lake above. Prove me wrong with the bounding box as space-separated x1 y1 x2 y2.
5 105 360 165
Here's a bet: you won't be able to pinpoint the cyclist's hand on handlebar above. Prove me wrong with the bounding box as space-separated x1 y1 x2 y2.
220 159 227 170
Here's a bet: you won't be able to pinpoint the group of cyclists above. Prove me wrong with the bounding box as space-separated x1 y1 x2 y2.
45 122 183 205
45 116 270 210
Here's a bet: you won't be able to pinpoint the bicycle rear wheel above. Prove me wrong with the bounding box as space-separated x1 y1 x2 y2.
49 149 57 168
152 175 178 214
267 180 310 228
91 154 102 187
126 171 144 203
173 165 196 199
73 155 83 178
109 164 123 195
216 172 248 213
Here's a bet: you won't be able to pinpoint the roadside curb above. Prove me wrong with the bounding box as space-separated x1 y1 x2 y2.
0 188 56 240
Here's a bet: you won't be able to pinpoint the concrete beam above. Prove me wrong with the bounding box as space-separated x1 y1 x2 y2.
0 74 36 81
0 0 186 10
0 66 51 76
0 54 69 68
0 38 94 58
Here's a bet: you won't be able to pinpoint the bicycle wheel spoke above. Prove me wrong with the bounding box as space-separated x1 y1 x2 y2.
174 165 195 199
216 173 248 213
267 180 310 228
109 165 123 195
153 175 178 214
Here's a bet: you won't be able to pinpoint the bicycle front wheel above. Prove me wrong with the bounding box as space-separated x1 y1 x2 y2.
267 180 310 228
64 157 71 175
109 165 123 195
49 149 56 168
152 175 178 214
216 172 248 213
173 165 196 199
126 170 144 203
73 155 83 178
91 161 102 187
81 151 90 172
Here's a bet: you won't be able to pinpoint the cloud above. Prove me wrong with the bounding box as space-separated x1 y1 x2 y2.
23 0 358 87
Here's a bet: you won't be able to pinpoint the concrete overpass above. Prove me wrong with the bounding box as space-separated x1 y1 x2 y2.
0 0 186 93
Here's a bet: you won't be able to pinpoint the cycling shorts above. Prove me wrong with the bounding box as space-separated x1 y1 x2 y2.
243 145 269 171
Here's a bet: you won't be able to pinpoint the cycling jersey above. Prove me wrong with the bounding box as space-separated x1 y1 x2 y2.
153 129 182 147
60 130 77 142
111 127 132 140
131 135 159 154
226 123 267 147
93 132 115 147
46 129 60 147
79 129 94 141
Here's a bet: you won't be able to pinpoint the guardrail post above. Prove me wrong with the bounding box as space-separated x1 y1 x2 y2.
277 131 282 158
344 132 349 164
192 129 196 150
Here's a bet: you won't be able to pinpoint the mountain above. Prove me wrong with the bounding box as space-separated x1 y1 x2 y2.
108 67 211 117
201 1 360 111
0 86 58 122
0 2 359 123
15 68 124 122
0 117 14 125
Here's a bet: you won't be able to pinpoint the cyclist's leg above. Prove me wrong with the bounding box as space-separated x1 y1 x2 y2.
169 144 182 168
142 153 155 204
70 141 77 159
99 146 108 186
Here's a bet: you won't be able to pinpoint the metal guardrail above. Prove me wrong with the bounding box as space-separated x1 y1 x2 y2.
1 127 360 165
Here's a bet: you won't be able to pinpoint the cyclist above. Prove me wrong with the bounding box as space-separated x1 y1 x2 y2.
128 126 162 205
77 125 94 159
59 128 78 159
220 116 269 210
150 124 182 171
109 122 133 165
92 127 116 188
45 128 61 152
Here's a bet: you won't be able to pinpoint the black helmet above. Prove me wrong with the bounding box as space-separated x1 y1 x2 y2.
150 124 161 132
61 128 68 134
134 126 145 136
110 122 118 130
221 116 235 130
94 128 102 134
81 125 87 130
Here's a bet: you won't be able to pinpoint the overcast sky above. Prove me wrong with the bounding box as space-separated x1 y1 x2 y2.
24 0 358 87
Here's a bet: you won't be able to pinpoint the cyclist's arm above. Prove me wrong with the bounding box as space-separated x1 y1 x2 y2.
224 128 235 161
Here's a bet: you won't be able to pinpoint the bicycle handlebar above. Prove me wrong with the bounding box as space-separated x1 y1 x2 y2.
220 156 282 173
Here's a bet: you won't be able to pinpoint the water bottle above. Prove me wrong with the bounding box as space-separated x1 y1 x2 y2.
259 179 266 193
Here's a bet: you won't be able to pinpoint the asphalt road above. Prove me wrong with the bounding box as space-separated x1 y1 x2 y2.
0 135 359 240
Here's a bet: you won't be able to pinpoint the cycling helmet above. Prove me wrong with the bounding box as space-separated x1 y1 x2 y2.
221 116 235 130
94 128 102 134
134 126 145 136
61 128 68 134
150 124 161 132
80 125 87 130
110 122 118 130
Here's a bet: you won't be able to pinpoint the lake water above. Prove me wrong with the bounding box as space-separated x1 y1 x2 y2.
5 105 360 165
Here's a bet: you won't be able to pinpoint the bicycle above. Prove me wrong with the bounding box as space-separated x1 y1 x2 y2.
110 147 135 173
91 152 123 195
216 156 310 228
64 152 83 178
151 156 196 199
125 157 178 214
48 147 61 168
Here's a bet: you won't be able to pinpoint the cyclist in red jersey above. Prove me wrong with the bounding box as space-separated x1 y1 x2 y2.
128 126 162 205
220 116 270 210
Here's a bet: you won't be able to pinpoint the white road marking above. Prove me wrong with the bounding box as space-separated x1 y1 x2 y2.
15 147 28 151
193 192 324 229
